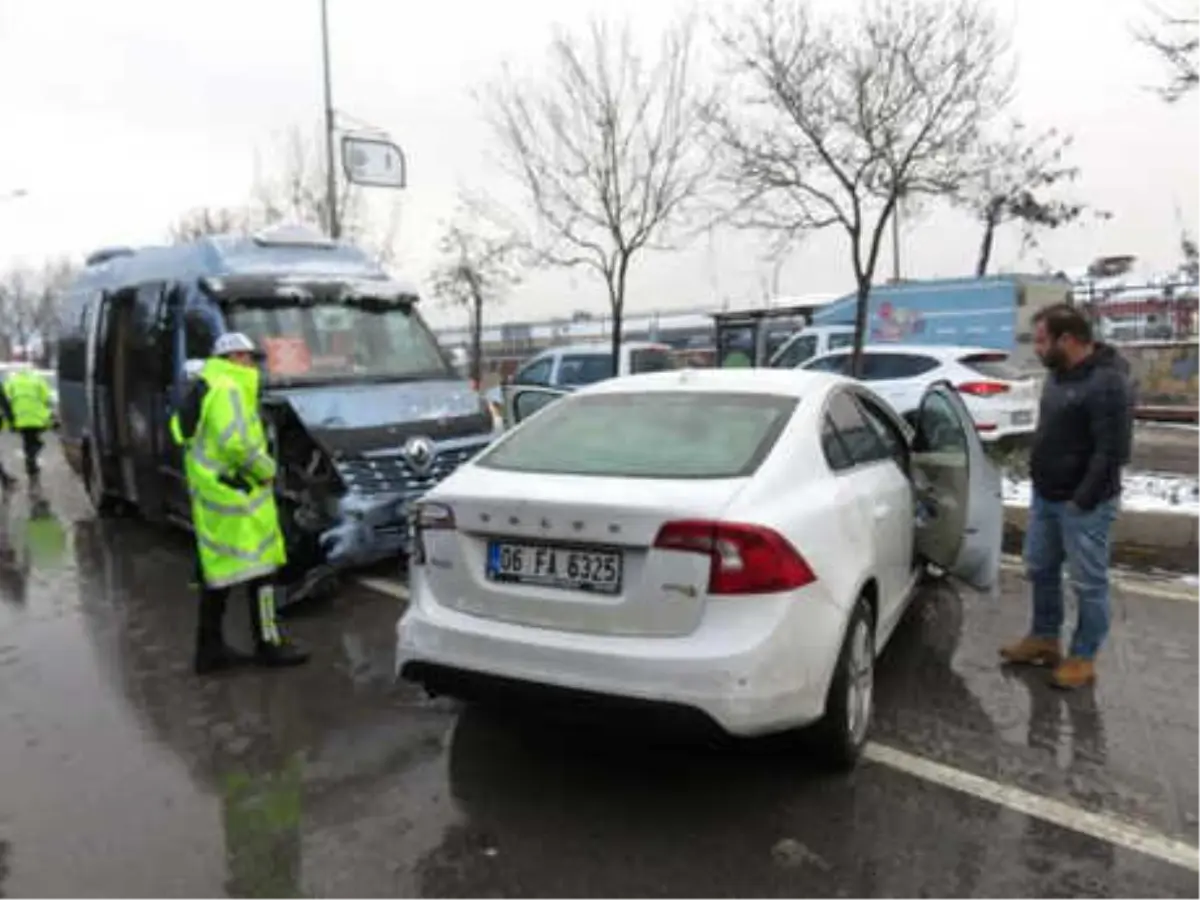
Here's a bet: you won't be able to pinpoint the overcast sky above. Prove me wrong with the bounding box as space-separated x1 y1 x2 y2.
0 0 1195 328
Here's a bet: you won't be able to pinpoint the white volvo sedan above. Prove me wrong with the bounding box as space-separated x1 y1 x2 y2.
396 368 1002 767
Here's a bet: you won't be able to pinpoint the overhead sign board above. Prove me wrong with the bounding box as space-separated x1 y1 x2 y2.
341 134 407 189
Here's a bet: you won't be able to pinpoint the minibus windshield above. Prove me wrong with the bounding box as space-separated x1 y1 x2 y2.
227 298 453 386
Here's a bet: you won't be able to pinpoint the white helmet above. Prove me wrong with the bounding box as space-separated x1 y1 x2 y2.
212 332 257 357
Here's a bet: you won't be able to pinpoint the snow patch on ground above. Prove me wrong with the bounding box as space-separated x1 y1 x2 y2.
1003 472 1200 516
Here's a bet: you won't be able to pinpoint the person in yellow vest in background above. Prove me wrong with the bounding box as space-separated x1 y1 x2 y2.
169 332 309 675
2 365 53 490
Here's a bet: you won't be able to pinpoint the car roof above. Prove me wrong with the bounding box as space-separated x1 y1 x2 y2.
546 341 670 356
576 367 846 398
811 344 1005 359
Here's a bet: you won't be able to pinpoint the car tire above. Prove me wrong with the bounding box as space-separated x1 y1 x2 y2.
815 595 875 770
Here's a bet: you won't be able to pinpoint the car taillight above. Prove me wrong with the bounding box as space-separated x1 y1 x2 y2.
957 381 1010 397
653 520 816 595
415 502 456 530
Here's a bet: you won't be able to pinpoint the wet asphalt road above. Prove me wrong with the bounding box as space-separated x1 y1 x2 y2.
0 440 1197 897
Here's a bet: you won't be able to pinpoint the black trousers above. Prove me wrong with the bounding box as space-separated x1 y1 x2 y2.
198 575 284 650
18 428 43 478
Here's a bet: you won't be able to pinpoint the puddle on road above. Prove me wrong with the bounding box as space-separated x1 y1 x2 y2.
0 448 1194 898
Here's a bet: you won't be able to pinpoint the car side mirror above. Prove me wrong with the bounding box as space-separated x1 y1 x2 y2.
183 358 205 381
513 391 559 423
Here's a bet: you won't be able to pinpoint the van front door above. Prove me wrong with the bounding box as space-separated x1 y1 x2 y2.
91 290 138 504
126 283 171 519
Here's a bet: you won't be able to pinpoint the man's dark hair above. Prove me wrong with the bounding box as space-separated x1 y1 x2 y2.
1033 303 1094 343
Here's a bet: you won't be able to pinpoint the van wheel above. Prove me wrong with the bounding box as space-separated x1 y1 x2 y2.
82 445 120 517
815 596 875 770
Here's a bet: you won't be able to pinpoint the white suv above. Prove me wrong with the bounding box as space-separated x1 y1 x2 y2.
800 344 1039 441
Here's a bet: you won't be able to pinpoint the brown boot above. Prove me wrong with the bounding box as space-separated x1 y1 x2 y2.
999 636 1063 667
1051 657 1096 690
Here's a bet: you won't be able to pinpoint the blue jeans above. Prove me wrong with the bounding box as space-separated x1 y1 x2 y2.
1024 492 1119 660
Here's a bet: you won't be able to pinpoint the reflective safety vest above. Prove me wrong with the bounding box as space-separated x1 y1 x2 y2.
169 357 285 589
4 369 52 430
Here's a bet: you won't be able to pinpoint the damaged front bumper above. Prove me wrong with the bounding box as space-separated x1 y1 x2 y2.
320 434 495 569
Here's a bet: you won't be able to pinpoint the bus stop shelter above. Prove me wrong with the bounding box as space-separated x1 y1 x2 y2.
710 303 824 368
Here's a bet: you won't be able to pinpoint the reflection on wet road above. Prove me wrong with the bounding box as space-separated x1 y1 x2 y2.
0 443 1196 897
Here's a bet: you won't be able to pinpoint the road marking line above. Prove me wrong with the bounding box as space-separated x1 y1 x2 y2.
1000 557 1197 603
864 742 1199 872
357 576 409 600
356 573 1195 869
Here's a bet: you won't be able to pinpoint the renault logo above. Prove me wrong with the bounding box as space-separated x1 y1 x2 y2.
403 435 437 475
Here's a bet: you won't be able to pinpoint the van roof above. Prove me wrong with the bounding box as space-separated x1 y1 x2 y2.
68 225 420 297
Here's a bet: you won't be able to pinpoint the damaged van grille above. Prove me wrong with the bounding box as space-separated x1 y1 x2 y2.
335 444 483 496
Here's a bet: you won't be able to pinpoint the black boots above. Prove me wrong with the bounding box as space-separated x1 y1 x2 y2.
194 581 310 675
194 589 251 675
249 583 310 668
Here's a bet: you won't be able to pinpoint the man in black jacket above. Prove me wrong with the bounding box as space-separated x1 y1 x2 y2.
1000 304 1131 689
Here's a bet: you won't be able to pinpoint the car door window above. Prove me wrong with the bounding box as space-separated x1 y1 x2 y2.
630 348 675 374
515 357 553 386
827 332 856 351
770 335 817 368
853 394 908 472
558 354 614 386
823 391 889 468
803 352 852 375
861 353 940 381
912 383 1003 591
821 413 854 472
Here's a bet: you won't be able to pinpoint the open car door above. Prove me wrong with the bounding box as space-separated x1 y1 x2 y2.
500 385 570 430
911 381 1004 591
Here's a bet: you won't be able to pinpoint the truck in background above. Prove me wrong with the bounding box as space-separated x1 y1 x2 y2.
770 275 1070 372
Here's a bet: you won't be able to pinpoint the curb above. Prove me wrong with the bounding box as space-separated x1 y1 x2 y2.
1003 505 1198 574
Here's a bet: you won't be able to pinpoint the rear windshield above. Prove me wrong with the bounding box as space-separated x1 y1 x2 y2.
959 352 1027 381
478 391 796 479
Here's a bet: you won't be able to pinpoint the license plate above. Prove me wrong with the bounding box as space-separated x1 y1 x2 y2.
486 541 623 594
1012 410 1033 426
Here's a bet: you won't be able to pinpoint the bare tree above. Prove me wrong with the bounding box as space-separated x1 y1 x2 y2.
0 259 75 364
33 257 77 365
1134 1 1199 103
955 122 1100 276
165 127 402 263
252 126 403 266
712 0 1014 374
483 16 715 367
430 202 521 386
167 205 258 244
0 266 35 359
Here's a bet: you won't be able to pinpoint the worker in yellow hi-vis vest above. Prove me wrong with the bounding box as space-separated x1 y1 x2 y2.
1 366 51 490
168 332 308 675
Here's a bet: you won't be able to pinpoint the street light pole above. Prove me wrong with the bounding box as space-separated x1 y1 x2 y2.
319 0 340 239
